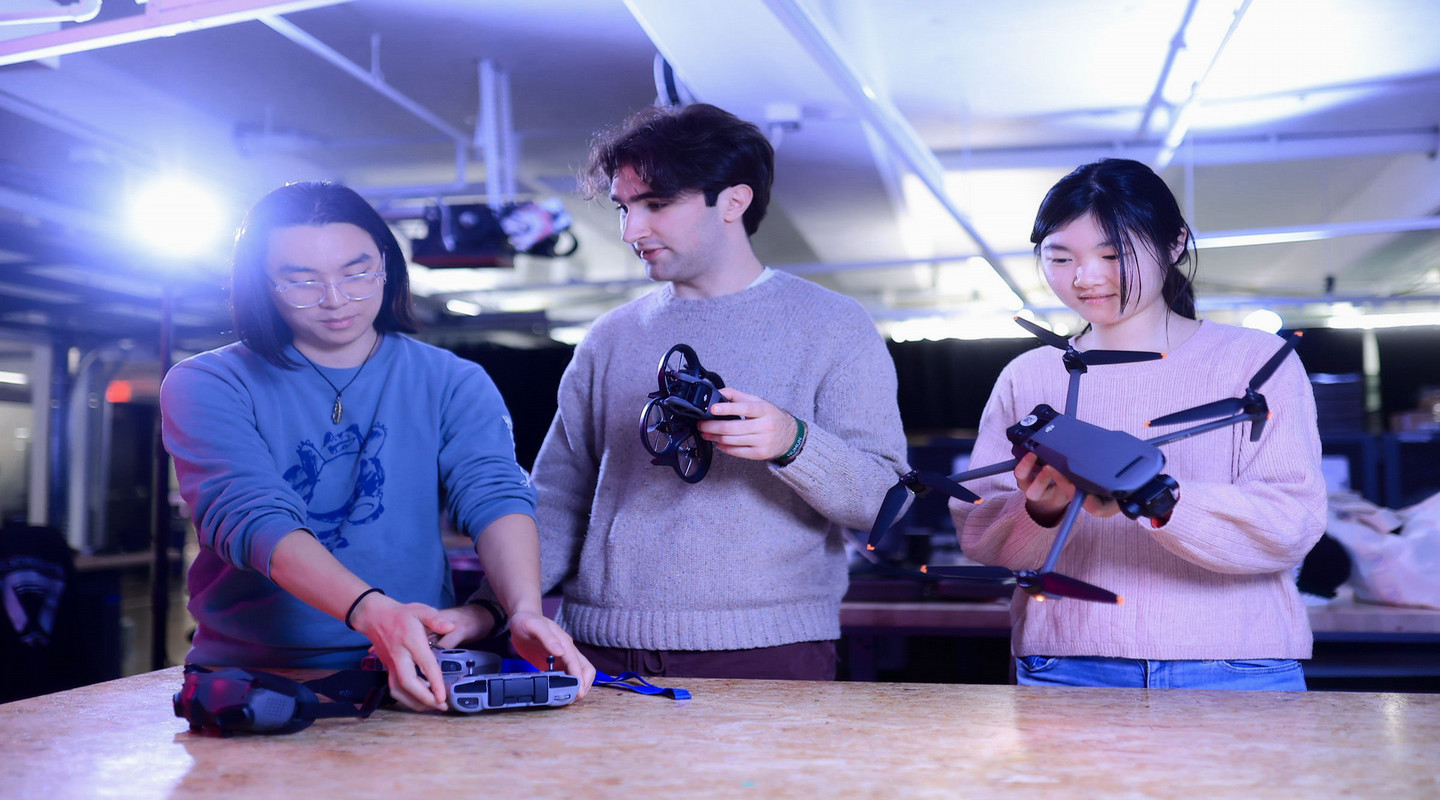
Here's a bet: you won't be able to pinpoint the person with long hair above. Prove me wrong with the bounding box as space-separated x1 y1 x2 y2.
161 181 593 710
952 158 1325 690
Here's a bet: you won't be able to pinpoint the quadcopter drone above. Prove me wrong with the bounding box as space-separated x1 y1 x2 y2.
639 344 738 483
869 316 1302 605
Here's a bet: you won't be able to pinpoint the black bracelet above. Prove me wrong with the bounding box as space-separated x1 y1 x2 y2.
467 597 509 632
344 587 385 631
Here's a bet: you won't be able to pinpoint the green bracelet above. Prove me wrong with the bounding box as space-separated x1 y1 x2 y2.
773 417 807 467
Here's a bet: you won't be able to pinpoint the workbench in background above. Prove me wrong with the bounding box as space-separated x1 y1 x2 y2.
840 592 1440 691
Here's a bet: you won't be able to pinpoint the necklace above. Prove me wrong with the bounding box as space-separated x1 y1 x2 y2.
295 334 383 424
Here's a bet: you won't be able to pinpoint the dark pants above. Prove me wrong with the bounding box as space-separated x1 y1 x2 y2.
579 640 838 681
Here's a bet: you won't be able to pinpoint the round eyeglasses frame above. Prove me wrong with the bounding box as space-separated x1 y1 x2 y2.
272 271 388 309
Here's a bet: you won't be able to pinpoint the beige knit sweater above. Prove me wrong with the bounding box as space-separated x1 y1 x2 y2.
534 271 908 651
953 321 1326 660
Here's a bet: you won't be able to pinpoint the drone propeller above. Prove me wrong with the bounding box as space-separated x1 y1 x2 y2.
918 565 1122 603
1012 316 1163 367
1013 316 1162 414
1146 332 1301 440
1012 315 1071 350
918 564 1018 582
867 470 983 550
1021 570 1123 604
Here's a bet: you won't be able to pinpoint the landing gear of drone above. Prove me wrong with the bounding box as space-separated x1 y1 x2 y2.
867 317 1302 605
638 344 738 483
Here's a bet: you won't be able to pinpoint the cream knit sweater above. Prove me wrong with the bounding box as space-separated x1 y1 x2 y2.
535 271 908 651
953 321 1326 660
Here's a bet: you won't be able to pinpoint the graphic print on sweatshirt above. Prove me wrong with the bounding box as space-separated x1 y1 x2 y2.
283 423 387 550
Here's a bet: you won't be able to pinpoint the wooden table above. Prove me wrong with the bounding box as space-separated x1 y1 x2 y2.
2 668 1438 798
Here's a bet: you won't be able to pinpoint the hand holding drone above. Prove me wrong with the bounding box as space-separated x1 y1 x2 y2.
639 344 739 483
868 316 1302 605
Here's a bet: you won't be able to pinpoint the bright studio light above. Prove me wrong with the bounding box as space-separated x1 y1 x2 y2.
1242 309 1284 334
129 176 226 258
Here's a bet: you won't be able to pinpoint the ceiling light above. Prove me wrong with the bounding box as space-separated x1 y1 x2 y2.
1242 309 1284 334
549 326 588 346
1325 311 1440 330
128 175 227 259
445 299 483 316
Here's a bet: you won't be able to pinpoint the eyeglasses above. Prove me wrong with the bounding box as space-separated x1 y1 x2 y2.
272 271 387 309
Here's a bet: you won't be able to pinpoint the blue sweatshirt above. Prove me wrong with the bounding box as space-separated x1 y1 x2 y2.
161 334 536 668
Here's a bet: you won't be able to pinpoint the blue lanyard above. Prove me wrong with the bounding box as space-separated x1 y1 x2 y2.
594 670 691 700
501 659 690 700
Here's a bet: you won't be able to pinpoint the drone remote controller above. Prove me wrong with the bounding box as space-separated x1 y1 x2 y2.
362 648 581 713
432 648 580 713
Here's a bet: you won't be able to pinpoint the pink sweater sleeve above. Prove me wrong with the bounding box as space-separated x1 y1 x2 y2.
1146 349 1326 573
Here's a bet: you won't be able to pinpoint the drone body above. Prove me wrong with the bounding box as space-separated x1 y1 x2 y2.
868 317 1300 604
639 344 738 483
1008 404 1164 498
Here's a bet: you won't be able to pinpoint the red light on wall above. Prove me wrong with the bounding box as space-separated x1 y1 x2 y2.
106 380 133 403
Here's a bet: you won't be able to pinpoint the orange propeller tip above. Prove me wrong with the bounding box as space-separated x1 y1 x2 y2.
1116 596 1125 605
1160 352 1168 358
865 544 875 551
919 564 929 574
1143 420 1152 427
1295 331 1304 337
1033 594 1045 603
1267 412 1274 419
973 498 985 505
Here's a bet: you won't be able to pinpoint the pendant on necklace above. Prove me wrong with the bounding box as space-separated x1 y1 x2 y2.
332 396 343 424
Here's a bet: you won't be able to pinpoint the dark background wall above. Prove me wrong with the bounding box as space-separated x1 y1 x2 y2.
455 326 1440 471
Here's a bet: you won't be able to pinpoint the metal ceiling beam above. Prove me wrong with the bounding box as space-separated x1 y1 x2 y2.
936 127 1440 171
256 14 472 185
759 0 1028 306
1195 216 1440 249
257 15 465 143
420 216 1440 309
1136 0 1201 140
0 0 351 67
1153 0 1253 170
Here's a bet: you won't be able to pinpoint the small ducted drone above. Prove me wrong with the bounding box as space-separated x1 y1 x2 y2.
639 344 738 483
869 317 1301 604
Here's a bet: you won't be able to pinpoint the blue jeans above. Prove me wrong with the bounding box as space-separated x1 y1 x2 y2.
1016 655 1307 690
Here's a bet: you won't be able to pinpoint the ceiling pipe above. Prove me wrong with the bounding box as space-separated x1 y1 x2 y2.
1136 0 1201 140
476 59 518 210
418 214 1440 305
1195 216 1440 249
937 127 1440 171
759 0 1028 306
1154 0 1254 171
0 0 102 25
258 15 471 186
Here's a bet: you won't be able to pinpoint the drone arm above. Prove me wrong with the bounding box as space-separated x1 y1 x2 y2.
1038 491 1088 574
1064 367 1082 416
1144 412 1254 447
